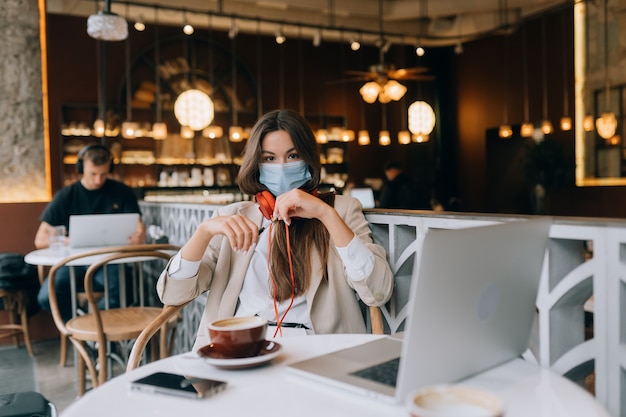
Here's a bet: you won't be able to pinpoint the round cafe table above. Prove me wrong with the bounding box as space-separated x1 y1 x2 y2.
24 245 175 315
60 334 609 417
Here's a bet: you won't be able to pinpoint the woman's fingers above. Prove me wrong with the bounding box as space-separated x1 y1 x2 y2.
273 189 322 224
207 215 258 252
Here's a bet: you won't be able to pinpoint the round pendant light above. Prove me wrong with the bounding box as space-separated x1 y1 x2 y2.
408 101 435 136
174 89 214 131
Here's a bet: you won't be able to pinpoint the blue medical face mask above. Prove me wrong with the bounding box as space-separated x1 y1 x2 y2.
259 160 312 196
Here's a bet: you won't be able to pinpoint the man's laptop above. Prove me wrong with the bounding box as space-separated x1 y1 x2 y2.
287 219 551 403
349 187 376 209
68 213 140 248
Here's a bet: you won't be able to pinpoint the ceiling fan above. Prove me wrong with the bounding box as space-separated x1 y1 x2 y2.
345 56 435 104
343 0 435 104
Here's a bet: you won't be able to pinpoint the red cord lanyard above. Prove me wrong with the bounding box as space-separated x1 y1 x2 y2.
267 222 296 337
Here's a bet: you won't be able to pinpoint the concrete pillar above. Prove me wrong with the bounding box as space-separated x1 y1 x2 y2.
0 0 47 202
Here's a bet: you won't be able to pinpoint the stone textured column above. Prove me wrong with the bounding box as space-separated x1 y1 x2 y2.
0 0 46 202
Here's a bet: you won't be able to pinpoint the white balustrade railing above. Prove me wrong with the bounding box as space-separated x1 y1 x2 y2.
139 201 626 416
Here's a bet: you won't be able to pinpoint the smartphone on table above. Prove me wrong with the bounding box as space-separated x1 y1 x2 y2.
129 372 227 399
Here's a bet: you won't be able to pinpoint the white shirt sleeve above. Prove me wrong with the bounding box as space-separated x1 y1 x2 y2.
167 251 201 279
335 235 375 281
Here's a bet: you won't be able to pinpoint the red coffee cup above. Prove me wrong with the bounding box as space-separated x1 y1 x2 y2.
208 316 268 358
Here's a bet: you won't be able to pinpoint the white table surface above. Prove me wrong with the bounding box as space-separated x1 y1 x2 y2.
60 334 609 417
24 246 168 267
24 246 174 313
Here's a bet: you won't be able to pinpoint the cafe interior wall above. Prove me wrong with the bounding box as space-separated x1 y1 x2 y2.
42 14 445 200
455 5 626 218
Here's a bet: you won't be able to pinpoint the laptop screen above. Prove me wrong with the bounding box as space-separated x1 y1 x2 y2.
287 219 551 404
349 187 376 209
69 213 139 248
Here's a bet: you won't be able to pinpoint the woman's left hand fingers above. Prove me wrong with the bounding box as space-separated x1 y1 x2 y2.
273 189 320 224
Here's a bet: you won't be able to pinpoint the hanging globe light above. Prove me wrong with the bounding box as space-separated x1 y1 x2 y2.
174 89 214 131
408 101 435 137
596 111 617 139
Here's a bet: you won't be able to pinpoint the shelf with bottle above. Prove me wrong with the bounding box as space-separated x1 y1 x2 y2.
137 183 246 203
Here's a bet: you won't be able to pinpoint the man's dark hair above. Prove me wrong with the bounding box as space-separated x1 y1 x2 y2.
384 161 402 171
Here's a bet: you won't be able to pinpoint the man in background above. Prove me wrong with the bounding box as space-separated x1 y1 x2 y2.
378 161 431 210
34 143 145 321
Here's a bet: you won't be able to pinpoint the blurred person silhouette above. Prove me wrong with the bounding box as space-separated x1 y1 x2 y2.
34 143 146 321
156 109 394 348
378 161 431 210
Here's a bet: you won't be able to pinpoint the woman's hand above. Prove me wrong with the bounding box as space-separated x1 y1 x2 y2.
272 189 331 225
273 189 355 247
185 215 259 260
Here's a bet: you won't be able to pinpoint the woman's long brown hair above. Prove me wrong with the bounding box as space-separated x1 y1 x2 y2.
238 109 333 301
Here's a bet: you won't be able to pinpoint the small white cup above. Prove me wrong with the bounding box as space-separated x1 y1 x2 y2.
49 225 67 252
407 385 504 417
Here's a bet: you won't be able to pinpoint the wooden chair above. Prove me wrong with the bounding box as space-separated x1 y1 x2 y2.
369 305 384 335
47 244 179 395
0 288 34 355
126 300 191 372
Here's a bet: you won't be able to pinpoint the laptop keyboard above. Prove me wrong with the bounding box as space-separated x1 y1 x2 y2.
350 357 400 387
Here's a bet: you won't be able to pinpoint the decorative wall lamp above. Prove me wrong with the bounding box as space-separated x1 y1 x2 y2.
560 13 572 131
379 104 391 146
151 9 167 140
408 100 435 142
182 10 194 35
498 27 512 139
229 25 243 142
275 26 286 44
121 21 137 139
379 130 391 146
203 126 223 138
358 129 371 145
540 18 554 135
398 130 411 144
520 26 533 138
315 129 329 144
596 0 617 140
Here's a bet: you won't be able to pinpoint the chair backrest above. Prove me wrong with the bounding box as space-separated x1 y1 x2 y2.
126 300 192 372
81 248 178 348
47 244 179 340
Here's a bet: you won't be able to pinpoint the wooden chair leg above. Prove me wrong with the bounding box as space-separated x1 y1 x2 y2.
18 296 34 356
7 298 20 348
77 353 86 397
0 291 33 355
369 305 384 335
59 334 67 366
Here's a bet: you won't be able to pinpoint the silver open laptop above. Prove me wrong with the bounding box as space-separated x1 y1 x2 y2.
287 218 551 404
349 187 376 209
69 213 140 248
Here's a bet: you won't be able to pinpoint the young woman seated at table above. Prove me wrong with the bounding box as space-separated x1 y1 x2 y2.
157 109 394 349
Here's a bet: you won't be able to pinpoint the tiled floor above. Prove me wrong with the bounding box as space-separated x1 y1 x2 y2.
31 339 79 413
30 338 131 413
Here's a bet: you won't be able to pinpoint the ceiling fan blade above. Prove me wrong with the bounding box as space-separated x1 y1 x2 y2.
388 67 429 78
399 75 436 81
345 70 378 78
326 77 373 85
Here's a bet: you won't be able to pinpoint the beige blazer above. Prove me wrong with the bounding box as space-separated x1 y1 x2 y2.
156 195 394 350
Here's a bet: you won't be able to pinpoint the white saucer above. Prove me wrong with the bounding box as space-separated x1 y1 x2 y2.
198 340 283 370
